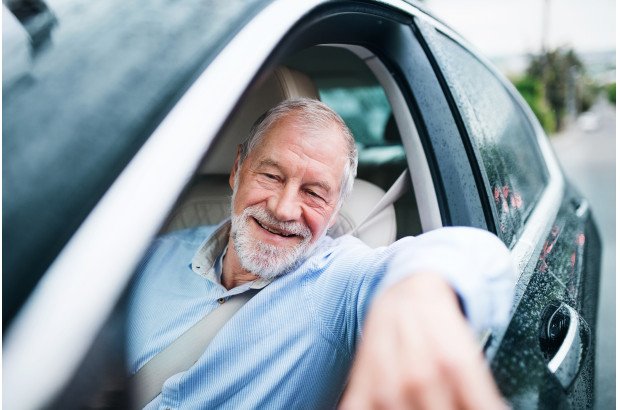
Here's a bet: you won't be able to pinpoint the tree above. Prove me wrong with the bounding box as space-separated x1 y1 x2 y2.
513 76 556 134
526 48 585 131
607 83 616 105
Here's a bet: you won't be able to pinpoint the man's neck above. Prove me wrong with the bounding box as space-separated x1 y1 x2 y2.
221 237 260 290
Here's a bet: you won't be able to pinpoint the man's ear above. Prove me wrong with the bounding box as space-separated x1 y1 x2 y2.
229 145 241 189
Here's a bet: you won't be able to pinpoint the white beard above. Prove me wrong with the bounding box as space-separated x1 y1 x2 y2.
230 204 320 279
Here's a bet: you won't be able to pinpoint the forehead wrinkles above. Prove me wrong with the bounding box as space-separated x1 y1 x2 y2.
292 121 348 165
259 120 345 167
288 138 344 188
274 114 345 149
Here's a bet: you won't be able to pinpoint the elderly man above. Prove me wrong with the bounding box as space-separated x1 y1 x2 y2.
128 98 514 409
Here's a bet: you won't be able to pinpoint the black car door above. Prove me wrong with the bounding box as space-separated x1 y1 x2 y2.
413 17 601 409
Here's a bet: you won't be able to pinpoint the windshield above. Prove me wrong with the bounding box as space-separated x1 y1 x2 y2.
2 0 272 328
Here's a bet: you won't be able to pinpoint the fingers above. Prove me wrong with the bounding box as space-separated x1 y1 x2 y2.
339 273 508 410
414 280 506 410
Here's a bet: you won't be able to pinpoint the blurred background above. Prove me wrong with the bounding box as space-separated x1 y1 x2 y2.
425 1 615 409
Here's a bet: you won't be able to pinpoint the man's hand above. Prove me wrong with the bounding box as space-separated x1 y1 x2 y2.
339 273 508 410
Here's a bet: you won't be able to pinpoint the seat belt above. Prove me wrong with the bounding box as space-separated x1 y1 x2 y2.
130 289 259 409
348 168 411 237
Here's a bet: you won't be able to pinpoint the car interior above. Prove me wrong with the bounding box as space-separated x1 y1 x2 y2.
30 13 452 408
159 44 442 246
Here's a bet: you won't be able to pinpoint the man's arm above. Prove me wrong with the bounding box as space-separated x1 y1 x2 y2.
340 272 508 409
341 227 515 409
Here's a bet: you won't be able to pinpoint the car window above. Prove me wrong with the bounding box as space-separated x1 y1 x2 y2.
2 0 273 328
319 86 403 186
319 83 420 238
424 31 550 247
320 86 392 147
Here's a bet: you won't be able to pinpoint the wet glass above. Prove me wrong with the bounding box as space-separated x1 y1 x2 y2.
427 32 549 247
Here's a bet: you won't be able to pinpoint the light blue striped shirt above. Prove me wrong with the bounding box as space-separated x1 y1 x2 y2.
127 220 515 409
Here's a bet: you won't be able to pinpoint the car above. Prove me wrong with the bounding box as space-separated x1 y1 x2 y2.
3 0 601 408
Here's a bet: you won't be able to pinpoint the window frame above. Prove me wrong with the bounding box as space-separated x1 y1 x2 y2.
340 43 443 232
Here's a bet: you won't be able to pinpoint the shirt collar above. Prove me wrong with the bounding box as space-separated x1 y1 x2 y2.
189 220 272 290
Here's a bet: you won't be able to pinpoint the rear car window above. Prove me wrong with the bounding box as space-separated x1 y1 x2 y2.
319 84 421 238
320 86 392 146
425 31 550 247
319 85 399 187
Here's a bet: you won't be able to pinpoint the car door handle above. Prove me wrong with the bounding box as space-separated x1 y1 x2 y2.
539 302 591 390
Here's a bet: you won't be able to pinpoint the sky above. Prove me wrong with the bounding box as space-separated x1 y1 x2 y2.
424 0 616 58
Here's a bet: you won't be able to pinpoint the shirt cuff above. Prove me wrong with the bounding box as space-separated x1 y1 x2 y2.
380 227 516 335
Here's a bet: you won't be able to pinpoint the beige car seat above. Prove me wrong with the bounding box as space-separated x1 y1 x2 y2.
161 66 397 248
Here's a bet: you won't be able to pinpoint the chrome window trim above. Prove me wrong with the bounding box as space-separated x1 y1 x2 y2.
336 44 443 232
374 0 565 279
3 1 326 408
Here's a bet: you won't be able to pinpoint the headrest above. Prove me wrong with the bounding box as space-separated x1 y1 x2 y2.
201 66 320 174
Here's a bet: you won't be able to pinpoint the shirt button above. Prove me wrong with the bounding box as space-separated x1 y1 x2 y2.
217 298 226 304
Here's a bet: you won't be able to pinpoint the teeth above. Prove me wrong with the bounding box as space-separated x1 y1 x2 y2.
256 219 295 237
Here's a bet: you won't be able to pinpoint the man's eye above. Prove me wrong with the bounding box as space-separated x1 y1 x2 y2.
264 173 277 180
307 190 321 199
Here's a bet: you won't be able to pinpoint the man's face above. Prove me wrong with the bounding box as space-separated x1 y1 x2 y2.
229 114 347 278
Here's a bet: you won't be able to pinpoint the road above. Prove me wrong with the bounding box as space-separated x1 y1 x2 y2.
550 96 615 410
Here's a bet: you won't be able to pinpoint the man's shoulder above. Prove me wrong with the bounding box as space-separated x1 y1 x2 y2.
322 233 411 256
311 234 399 271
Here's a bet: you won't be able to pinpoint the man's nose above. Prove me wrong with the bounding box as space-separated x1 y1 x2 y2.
270 185 302 221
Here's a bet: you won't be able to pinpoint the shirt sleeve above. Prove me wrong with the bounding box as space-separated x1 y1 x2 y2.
379 227 516 335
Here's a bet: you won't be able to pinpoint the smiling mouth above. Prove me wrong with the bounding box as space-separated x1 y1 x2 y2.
254 217 296 238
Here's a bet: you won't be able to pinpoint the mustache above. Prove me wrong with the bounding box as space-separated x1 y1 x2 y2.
242 205 312 239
